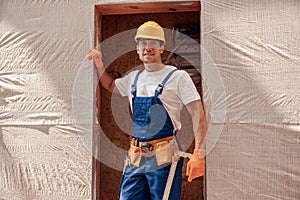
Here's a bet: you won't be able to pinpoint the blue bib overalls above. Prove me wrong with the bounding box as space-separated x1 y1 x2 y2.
119 69 184 200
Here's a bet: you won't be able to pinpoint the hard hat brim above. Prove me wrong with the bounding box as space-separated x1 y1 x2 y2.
135 36 165 44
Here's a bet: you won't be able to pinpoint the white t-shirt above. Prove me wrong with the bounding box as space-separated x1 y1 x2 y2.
115 65 200 131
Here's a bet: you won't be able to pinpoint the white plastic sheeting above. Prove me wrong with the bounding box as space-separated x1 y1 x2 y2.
202 0 300 199
1 0 300 199
0 1 96 199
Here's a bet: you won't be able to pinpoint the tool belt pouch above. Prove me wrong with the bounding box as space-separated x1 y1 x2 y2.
128 145 142 167
155 140 176 166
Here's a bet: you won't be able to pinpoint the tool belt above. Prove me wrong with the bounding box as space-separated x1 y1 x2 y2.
128 136 177 167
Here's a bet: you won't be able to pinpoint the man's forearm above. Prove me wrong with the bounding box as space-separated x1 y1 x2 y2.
187 100 207 151
194 109 207 150
88 49 117 94
96 68 116 93
194 103 207 150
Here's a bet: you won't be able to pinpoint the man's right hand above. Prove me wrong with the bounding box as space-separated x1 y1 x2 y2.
87 49 103 69
87 49 117 93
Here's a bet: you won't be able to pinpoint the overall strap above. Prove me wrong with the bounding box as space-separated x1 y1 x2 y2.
131 70 143 96
154 69 177 96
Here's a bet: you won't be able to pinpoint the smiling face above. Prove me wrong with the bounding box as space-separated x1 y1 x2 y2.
136 39 164 65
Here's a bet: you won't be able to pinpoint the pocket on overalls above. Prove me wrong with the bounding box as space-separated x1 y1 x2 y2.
155 140 176 166
128 145 142 167
132 97 152 127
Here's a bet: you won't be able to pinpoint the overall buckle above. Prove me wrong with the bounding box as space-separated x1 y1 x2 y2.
155 83 164 95
140 143 153 153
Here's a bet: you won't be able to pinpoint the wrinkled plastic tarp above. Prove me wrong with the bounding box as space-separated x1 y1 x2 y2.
202 0 300 199
0 1 95 199
0 0 300 199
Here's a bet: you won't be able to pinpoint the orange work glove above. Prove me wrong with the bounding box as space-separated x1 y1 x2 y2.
186 149 205 182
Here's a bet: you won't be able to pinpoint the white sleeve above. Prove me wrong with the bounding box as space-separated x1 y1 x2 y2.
115 74 130 97
176 70 201 105
115 70 139 97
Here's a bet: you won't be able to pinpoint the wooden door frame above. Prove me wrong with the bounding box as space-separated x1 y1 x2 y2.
93 2 201 200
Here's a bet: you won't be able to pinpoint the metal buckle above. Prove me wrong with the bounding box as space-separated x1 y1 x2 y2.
155 83 164 95
140 143 153 154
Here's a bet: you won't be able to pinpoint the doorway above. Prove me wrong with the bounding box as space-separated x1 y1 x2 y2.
93 2 203 199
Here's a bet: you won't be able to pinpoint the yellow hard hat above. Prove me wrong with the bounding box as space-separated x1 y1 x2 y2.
134 21 165 44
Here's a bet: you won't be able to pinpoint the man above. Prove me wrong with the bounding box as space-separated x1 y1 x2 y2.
88 21 206 200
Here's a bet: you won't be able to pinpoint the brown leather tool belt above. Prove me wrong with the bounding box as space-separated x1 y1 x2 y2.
128 136 177 167
130 136 174 153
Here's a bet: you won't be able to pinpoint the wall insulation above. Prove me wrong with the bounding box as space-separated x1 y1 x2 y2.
0 0 299 200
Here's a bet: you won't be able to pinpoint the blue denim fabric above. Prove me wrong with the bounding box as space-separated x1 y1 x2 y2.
120 157 183 200
119 69 182 199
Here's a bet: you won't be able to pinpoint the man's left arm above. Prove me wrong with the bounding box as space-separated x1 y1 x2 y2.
185 99 207 182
